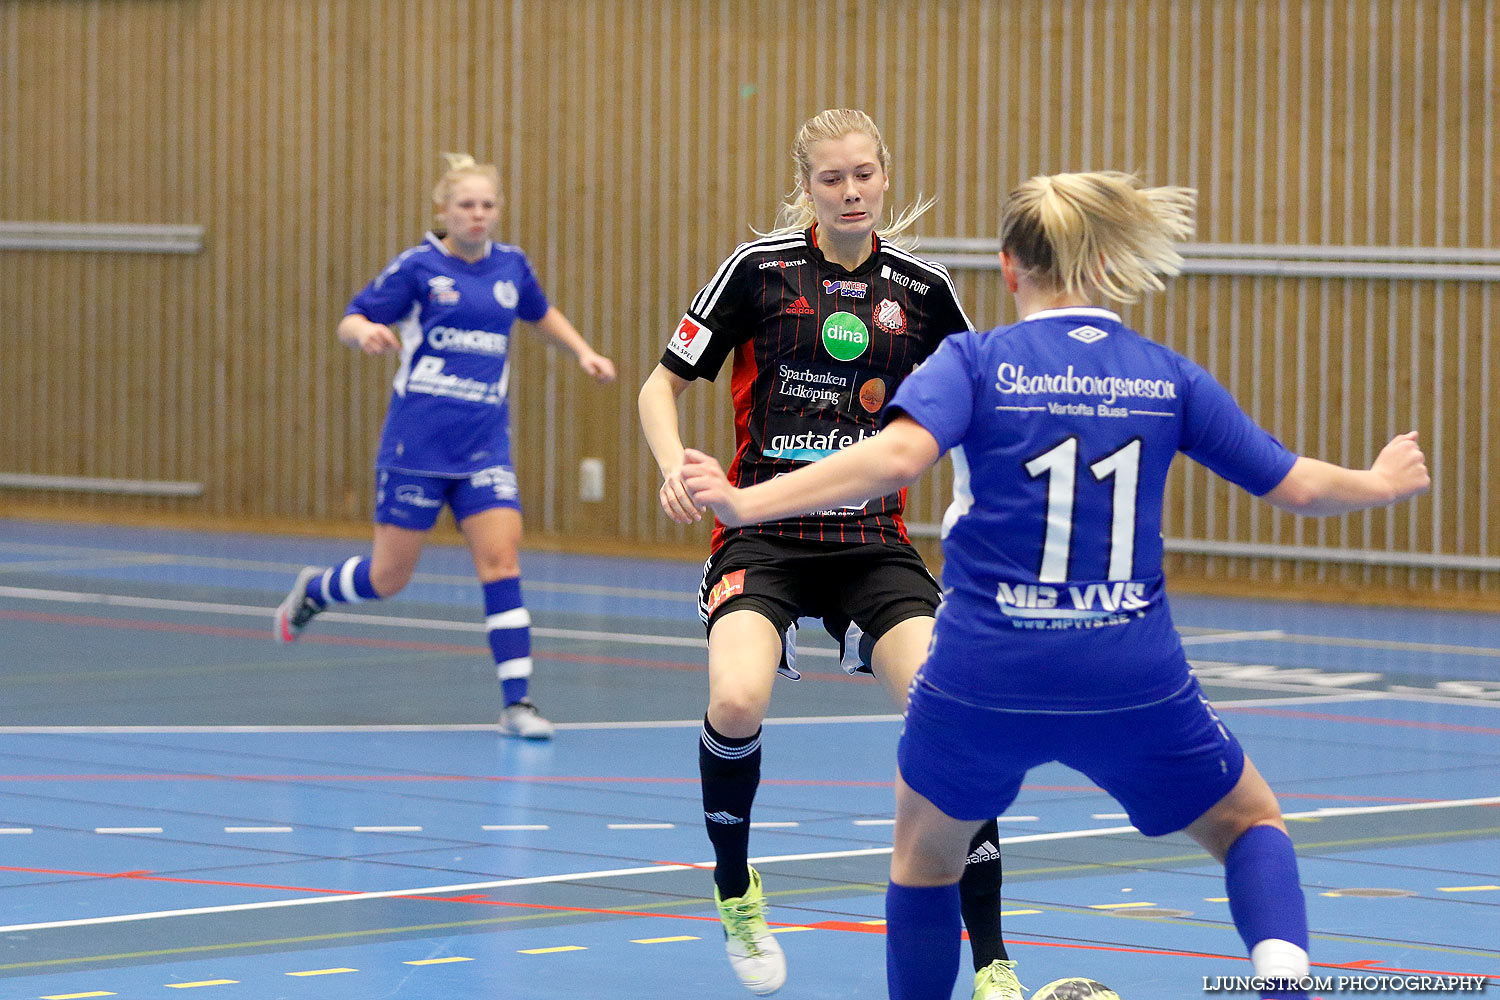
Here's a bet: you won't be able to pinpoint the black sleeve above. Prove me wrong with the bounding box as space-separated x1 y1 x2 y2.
915 274 974 360
659 248 754 381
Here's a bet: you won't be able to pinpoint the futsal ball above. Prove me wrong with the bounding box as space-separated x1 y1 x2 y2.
1032 978 1122 1000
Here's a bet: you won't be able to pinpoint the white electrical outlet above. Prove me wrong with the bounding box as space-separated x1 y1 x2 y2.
579 457 605 502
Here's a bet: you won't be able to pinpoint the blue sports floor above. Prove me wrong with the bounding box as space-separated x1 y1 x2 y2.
0 518 1496 999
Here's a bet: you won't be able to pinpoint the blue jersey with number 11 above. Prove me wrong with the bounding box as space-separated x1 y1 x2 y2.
887 307 1297 711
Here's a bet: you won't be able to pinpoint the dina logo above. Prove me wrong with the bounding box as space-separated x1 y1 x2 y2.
820 312 870 362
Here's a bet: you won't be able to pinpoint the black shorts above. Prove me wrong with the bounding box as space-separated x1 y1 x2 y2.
697 533 941 664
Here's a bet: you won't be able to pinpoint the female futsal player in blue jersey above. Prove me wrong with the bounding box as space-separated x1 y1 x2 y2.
274 153 616 740
681 171 1430 1000
639 110 1018 999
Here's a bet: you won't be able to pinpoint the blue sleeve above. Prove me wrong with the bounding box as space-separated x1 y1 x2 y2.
515 254 550 323
883 332 979 451
1179 357 1298 496
347 250 421 324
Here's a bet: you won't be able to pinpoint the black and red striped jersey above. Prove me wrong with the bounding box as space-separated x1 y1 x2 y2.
660 226 973 551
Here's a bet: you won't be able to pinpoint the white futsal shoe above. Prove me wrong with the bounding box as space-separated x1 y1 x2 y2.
274 566 326 642
498 700 555 740
715 866 786 995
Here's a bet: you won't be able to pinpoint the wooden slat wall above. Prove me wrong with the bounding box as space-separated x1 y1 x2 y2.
1 0 1495 602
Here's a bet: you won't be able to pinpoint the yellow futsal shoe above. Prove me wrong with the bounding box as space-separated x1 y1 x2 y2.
714 866 786 995
974 959 1026 1000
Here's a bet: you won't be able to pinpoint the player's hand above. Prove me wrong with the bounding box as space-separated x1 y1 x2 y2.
357 323 401 355
578 350 617 384
657 464 702 524
681 448 746 527
1372 430 1431 503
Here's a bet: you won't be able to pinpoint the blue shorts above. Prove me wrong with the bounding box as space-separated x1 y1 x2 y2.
373 466 521 529
898 674 1245 836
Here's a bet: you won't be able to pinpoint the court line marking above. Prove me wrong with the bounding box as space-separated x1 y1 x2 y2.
19 584 1492 662
0 692 1438 736
0 542 692 602
0 585 733 654
4 795 1495 936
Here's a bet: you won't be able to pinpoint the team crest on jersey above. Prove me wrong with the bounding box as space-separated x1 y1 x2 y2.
668 314 714 365
704 569 746 616
874 298 907 335
428 275 461 305
822 279 868 298
1068 325 1109 344
493 280 519 309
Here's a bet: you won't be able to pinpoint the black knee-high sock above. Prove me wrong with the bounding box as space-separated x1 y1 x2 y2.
700 716 762 900
959 818 1009 968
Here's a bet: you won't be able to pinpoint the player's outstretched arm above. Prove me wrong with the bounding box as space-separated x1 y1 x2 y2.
1263 431 1430 516
337 313 401 355
531 307 616 383
682 416 941 528
638 364 702 524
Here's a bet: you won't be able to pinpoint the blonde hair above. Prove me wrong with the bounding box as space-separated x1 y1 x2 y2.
761 109 933 245
1000 171 1196 304
432 152 502 221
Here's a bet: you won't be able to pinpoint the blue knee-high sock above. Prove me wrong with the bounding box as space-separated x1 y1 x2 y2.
886 881 962 1000
484 577 532 705
306 557 379 607
1225 825 1309 1000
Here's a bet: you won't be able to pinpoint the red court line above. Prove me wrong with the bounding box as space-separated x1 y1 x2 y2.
0 607 871 682
1228 705 1500 736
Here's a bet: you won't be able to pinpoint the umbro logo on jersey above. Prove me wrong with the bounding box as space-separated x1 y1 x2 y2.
427 275 460 305
965 840 1001 865
1068 325 1109 344
786 296 815 315
705 811 746 825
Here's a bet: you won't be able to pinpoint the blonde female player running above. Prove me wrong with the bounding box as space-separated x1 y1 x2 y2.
275 153 615 740
639 109 1018 999
682 172 1430 1000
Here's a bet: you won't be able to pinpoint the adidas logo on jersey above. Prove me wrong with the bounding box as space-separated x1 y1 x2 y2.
786 295 815 315
965 840 1001 864
705 811 746 825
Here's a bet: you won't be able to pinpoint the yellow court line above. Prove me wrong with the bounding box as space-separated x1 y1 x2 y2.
519 946 587 954
999 909 1043 916
1204 897 1230 902
286 968 358 976
403 957 474 965
1437 885 1500 892
1088 901 1158 909
41 993 117 999
631 936 700 944
769 926 814 934
165 982 238 989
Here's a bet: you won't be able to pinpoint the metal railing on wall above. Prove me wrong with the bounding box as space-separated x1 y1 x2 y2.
917 239 1500 282
0 221 207 499
905 239 1500 575
0 221 204 254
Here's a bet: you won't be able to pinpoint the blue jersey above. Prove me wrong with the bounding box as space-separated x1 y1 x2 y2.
888 306 1297 711
347 233 550 476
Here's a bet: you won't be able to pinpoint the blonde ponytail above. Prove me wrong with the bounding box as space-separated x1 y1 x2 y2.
1001 172 1196 303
